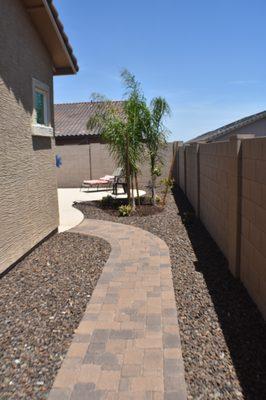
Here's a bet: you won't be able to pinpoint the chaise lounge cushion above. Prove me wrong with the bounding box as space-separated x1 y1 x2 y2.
100 175 114 181
83 179 109 185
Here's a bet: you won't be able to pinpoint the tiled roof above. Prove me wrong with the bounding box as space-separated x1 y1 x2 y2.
188 110 266 143
46 0 79 72
54 101 124 137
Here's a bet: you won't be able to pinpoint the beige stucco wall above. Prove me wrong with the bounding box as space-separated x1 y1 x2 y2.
56 143 174 188
0 0 59 274
240 137 266 318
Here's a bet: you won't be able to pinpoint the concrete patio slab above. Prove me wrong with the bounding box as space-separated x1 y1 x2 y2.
48 218 187 399
57 188 146 232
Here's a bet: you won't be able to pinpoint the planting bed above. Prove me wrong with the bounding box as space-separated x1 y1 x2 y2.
76 188 266 400
0 232 110 400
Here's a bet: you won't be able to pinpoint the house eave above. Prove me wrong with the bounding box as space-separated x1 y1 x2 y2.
22 0 79 75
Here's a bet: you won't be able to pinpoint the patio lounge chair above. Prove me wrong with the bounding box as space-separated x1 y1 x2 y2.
81 168 125 193
112 169 127 195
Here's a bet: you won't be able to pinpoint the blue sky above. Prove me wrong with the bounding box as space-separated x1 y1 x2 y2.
53 0 266 142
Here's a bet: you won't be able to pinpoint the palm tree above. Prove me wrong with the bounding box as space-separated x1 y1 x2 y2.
143 97 171 205
87 71 170 207
121 70 146 207
87 70 145 207
86 99 131 201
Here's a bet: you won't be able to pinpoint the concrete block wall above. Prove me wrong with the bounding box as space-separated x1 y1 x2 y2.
178 147 186 192
185 144 199 214
171 143 179 184
199 141 232 260
175 135 266 319
240 137 266 317
56 142 175 188
55 144 90 188
90 143 117 183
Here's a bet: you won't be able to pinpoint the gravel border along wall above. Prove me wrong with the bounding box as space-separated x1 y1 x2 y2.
76 188 266 400
0 232 111 400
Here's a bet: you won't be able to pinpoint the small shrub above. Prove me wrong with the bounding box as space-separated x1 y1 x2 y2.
118 204 132 217
161 177 174 189
145 195 153 205
155 194 162 204
101 195 114 207
152 165 162 177
161 178 174 206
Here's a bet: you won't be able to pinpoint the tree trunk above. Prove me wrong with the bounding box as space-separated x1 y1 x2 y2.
151 175 156 205
135 172 140 206
125 133 131 203
150 156 156 205
131 173 136 209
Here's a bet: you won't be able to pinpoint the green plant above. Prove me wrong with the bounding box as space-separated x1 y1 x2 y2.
87 71 145 208
152 165 162 177
142 98 171 205
101 195 114 207
144 195 153 205
118 204 132 217
155 194 162 204
161 178 174 206
87 70 171 208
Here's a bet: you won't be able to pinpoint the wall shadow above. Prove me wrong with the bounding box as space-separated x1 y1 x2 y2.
172 186 266 399
32 136 52 151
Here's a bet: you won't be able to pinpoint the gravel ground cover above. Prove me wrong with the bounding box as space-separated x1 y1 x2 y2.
0 232 110 400
76 188 266 400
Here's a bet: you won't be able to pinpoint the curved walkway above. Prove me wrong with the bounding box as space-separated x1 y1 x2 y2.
49 219 187 400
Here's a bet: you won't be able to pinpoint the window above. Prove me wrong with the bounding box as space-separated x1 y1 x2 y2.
32 78 53 137
34 89 46 125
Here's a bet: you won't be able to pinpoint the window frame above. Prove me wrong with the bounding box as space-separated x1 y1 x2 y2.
35 87 47 125
32 78 53 137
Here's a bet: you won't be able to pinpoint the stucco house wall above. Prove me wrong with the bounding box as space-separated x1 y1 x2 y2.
216 118 266 141
0 0 59 273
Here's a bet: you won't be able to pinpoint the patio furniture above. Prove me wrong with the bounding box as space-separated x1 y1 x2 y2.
112 172 127 195
81 168 124 193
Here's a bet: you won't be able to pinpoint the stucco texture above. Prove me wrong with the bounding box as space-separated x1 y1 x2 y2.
0 0 59 274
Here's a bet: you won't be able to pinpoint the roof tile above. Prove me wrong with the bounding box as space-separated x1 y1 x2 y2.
54 101 124 137
188 110 266 143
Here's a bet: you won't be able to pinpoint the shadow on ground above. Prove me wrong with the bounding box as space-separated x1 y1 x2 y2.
172 186 266 400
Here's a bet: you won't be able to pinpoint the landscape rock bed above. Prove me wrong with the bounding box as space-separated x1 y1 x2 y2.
76 188 266 400
0 232 110 400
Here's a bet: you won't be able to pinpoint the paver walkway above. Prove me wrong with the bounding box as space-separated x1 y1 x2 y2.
48 219 187 400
